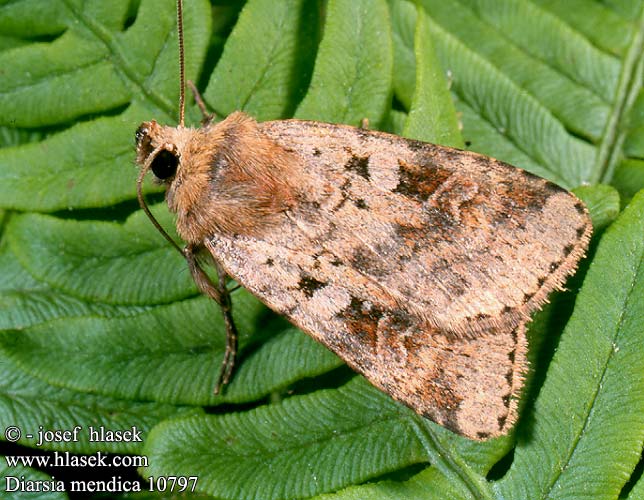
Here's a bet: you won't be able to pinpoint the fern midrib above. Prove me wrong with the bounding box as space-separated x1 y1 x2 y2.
410 416 495 500
338 3 369 124
594 4 644 185
238 9 290 113
199 405 417 489
60 0 177 119
540 220 644 498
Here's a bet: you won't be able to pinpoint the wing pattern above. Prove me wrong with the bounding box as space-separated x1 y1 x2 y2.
205 120 591 438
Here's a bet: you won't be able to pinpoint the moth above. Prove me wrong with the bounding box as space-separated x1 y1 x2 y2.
135 0 592 440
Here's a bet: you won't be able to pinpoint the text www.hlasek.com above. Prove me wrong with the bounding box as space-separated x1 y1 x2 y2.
4 453 198 494
5 451 147 468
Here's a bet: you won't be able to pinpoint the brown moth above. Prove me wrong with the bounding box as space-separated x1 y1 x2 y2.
135 0 592 440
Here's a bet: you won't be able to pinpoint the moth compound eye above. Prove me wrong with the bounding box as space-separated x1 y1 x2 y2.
150 149 179 180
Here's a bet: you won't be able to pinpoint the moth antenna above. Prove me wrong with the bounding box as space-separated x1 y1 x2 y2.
187 80 215 124
177 0 186 127
136 146 184 257
136 0 186 253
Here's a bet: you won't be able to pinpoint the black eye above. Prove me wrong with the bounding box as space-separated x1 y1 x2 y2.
151 150 179 180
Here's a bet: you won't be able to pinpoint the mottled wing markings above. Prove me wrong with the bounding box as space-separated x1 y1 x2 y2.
207 228 526 438
205 120 590 438
261 120 591 338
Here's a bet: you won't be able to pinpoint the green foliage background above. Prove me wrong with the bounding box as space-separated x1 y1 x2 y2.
1 0 643 499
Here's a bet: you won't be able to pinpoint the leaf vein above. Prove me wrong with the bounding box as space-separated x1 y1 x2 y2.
60 0 176 116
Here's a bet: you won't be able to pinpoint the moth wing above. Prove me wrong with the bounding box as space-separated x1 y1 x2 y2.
204 120 590 439
260 120 592 338
206 229 526 439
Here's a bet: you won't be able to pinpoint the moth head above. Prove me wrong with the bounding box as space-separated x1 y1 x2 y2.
135 118 219 244
135 120 182 183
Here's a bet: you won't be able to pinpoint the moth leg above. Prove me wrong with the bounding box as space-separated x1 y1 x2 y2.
183 245 238 395
214 262 238 394
183 245 223 304
187 80 216 125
